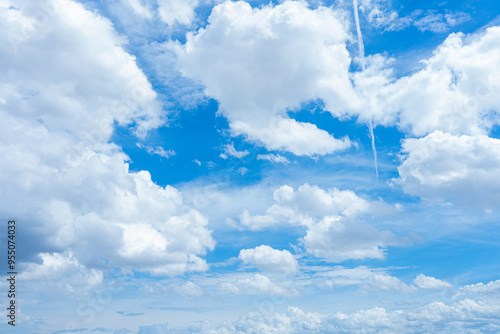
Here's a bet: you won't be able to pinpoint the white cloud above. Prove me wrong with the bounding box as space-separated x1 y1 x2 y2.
124 0 153 19
240 183 387 229
257 153 290 164
359 0 412 32
239 245 298 273
454 279 500 298
177 1 356 156
368 274 414 292
237 167 249 175
221 143 249 159
231 117 352 156
137 143 176 158
312 266 442 293
157 0 199 26
302 216 404 262
413 10 470 33
19 252 103 297
0 0 215 288
413 274 452 289
397 131 500 208
220 273 298 297
361 27 500 136
171 281 204 298
359 1 470 33
237 184 406 261
1 0 163 137
239 208 278 231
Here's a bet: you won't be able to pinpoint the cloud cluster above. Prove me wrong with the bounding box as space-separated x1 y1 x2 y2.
237 184 407 261
183 279 500 333
0 0 215 293
359 0 470 33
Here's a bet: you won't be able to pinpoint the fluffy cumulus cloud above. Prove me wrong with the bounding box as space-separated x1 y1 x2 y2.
19 252 103 297
397 131 500 208
237 184 407 262
178 279 500 333
0 0 215 292
177 1 355 156
239 245 298 273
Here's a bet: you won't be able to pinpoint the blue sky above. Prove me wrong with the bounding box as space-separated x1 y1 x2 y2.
1 0 500 333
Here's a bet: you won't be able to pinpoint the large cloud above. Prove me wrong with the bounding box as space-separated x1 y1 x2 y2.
397 131 500 208
0 0 215 287
177 1 355 156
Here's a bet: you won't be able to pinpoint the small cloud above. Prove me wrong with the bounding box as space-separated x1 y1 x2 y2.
137 143 175 159
237 167 249 175
413 274 452 289
171 281 204 298
223 143 249 159
257 153 290 164
116 311 146 317
193 159 202 166
238 245 298 273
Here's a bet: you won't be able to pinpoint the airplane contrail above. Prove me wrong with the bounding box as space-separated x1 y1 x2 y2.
353 0 379 179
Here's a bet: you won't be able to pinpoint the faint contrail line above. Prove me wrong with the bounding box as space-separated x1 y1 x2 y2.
368 120 379 179
353 0 379 179
352 0 364 67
